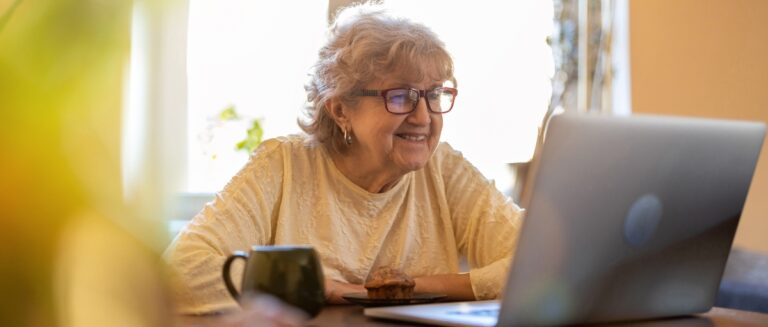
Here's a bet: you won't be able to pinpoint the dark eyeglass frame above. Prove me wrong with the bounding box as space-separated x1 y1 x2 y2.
353 87 458 114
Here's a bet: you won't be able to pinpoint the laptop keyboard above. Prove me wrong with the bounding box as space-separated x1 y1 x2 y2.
447 308 500 317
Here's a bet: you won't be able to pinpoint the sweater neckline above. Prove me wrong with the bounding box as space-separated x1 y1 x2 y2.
319 145 411 199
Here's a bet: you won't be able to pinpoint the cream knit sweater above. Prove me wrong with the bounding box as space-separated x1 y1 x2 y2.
165 135 523 314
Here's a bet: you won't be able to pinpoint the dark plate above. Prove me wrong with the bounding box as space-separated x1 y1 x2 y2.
341 292 447 307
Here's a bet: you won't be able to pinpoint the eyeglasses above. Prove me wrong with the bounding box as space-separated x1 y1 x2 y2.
353 87 458 114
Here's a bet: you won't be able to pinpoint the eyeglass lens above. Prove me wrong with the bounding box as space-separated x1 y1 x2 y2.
384 88 455 113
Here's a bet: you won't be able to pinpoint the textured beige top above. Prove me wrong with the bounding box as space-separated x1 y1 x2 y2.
164 135 524 314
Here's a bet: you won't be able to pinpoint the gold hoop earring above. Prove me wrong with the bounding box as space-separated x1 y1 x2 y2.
343 128 353 146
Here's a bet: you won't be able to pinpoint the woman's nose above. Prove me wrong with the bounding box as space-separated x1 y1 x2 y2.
407 96 431 125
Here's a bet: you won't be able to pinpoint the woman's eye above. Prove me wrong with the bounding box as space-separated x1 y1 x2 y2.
388 94 408 104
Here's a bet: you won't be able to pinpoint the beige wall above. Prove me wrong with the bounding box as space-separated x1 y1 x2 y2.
630 0 768 253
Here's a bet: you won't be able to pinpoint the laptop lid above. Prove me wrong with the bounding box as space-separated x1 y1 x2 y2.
499 113 765 325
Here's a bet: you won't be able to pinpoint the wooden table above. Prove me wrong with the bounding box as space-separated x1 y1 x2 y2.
178 305 768 327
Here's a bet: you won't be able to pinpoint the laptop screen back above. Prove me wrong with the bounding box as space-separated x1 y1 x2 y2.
500 114 765 325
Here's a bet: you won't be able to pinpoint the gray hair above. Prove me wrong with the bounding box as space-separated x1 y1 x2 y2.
300 2 454 152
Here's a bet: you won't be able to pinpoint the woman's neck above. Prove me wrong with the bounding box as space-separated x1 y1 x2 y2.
328 148 404 193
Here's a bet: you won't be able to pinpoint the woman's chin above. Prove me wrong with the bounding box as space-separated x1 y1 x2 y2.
393 155 430 172
391 141 436 172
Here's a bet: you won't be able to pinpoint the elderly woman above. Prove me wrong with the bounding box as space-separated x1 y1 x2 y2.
165 3 523 313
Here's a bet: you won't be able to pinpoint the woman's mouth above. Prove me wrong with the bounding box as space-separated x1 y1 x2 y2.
396 133 427 141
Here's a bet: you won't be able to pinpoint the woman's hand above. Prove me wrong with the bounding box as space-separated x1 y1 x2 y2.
324 278 365 304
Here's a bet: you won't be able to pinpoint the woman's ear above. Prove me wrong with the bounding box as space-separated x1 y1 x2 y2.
325 98 349 128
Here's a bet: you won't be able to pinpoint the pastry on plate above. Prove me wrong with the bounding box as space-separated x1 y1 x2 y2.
364 267 415 300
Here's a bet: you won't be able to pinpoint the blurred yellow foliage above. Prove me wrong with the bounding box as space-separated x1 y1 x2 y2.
0 0 173 325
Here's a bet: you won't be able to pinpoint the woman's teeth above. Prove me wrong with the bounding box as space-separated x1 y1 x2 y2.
398 134 426 141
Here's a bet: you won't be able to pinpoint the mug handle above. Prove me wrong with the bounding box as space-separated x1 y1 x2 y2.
222 251 248 300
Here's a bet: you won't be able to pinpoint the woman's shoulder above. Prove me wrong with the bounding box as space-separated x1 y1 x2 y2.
429 142 487 181
252 134 319 157
228 134 318 190
431 142 468 167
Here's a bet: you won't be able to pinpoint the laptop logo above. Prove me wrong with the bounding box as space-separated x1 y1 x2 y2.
623 194 663 247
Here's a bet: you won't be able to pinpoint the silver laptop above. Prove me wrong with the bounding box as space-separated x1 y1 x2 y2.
365 113 765 326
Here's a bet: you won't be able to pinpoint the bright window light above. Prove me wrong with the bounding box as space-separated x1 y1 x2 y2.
186 0 328 192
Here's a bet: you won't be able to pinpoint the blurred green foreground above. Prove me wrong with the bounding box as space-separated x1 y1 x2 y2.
1 0 173 326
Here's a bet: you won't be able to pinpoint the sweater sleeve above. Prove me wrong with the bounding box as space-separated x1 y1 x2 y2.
163 139 285 314
439 144 524 300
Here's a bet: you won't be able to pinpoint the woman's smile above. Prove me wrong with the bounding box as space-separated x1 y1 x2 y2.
395 133 428 142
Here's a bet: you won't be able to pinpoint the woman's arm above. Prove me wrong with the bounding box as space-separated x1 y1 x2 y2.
165 140 286 313
438 143 524 300
414 273 475 301
324 279 365 304
323 274 474 304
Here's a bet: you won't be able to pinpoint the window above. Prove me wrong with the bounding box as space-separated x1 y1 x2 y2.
186 0 328 192
140 0 553 198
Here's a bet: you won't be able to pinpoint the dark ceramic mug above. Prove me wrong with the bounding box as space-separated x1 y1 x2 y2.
222 245 325 316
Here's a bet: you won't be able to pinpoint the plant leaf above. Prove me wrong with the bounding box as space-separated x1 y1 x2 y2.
236 119 263 153
219 105 239 121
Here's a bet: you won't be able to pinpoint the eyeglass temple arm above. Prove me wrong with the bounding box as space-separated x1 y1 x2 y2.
354 90 382 96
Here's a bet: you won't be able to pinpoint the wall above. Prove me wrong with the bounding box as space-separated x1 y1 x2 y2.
630 0 768 253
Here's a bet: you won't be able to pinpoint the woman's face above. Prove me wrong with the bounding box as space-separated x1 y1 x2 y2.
344 76 445 174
